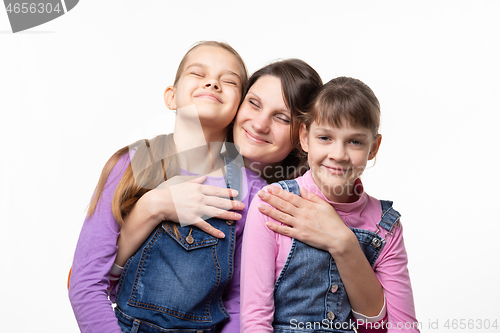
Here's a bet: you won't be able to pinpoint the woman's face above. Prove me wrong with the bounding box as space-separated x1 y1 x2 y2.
232 75 294 169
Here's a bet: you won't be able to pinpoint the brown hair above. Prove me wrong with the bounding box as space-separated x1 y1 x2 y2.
227 59 323 181
301 76 381 135
87 135 178 224
87 41 247 225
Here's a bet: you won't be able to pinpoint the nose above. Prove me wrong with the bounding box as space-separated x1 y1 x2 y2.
204 78 220 91
328 142 349 162
251 112 271 134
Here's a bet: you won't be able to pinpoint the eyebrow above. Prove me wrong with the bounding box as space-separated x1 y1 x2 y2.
315 127 369 138
246 92 291 114
185 63 241 80
246 91 260 100
349 133 369 139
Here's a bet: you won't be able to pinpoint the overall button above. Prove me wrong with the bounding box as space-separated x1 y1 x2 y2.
327 311 335 320
226 220 234 225
372 237 382 248
186 235 194 244
330 284 339 293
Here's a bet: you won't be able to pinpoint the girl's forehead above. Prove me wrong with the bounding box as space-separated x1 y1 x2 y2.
311 120 372 134
183 46 243 75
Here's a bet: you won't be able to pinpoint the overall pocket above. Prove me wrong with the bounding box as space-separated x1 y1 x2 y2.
127 222 221 322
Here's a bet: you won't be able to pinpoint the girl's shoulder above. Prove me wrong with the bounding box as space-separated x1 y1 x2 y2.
364 194 401 222
377 198 402 234
104 147 134 185
359 195 403 246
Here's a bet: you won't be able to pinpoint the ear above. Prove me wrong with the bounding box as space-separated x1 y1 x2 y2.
368 134 382 160
164 86 177 110
299 123 309 153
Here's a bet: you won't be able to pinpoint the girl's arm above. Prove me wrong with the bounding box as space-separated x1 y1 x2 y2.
68 155 130 333
373 223 419 332
114 175 244 267
240 193 279 333
221 172 267 333
258 186 385 318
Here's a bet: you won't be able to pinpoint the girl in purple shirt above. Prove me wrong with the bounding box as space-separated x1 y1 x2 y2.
69 41 251 333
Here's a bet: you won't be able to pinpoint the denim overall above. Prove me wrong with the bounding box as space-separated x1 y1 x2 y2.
115 156 243 333
272 180 400 333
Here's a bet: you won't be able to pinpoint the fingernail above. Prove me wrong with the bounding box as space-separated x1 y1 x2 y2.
232 190 238 196
258 190 267 198
235 213 241 219
259 204 267 212
219 232 225 238
268 186 277 194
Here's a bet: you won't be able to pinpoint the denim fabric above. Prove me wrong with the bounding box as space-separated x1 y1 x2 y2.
115 156 242 332
116 308 218 333
272 180 400 333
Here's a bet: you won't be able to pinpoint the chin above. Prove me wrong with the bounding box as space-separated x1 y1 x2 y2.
243 150 264 163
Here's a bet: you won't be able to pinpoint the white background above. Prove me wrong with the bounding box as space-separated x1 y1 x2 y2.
1 1 499 332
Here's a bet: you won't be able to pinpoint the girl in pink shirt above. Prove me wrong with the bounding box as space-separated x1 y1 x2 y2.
241 77 419 332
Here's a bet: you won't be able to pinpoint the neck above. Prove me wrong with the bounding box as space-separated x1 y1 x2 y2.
173 106 227 174
244 159 284 184
311 174 360 204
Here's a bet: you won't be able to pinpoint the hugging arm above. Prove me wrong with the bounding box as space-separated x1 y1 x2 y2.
258 186 385 319
240 196 280 333
115 175 245 267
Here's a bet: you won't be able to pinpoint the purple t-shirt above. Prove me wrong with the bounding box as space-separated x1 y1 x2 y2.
69 152 265 333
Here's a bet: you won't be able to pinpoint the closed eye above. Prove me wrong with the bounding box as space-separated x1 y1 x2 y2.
274 114 290 124
248 99 261 109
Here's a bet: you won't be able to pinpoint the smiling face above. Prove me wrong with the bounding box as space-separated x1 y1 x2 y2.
300 121 381 203
232 75 294 169
166 45 244 131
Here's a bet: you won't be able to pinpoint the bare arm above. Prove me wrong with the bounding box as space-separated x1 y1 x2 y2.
258 186 384 317
115 175 244 266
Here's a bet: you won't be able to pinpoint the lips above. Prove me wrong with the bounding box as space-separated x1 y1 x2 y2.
322 165 348 175
243 128 270 144
195 93 222 103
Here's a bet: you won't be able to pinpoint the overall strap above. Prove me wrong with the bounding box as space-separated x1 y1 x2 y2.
223 155 242 201
371 200 401 249
277 179 301 196
378 200 401 232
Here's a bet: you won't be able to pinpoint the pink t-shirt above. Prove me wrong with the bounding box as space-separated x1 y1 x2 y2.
240 170 419 333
